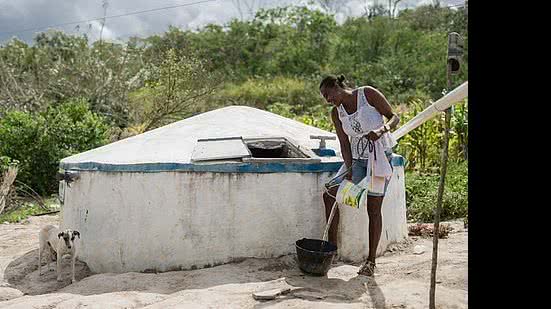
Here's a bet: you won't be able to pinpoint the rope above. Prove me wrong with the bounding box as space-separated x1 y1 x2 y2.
323 132 377 199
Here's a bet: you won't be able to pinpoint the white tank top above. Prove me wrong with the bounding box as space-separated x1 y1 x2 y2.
336 86 397 178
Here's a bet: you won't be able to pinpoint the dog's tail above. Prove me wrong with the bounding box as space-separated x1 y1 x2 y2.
41 225 58 234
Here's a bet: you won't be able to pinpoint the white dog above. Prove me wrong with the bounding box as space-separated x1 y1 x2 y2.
38 225 80 283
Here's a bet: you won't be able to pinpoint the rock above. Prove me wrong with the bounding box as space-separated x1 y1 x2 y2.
0 287 24 301
252 287 291 300
413 245 426 255
3 221 9 225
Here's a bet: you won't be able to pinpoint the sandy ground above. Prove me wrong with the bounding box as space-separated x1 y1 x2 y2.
0 214 467 308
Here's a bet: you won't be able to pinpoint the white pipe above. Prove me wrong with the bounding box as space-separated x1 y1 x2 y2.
392 81 468 141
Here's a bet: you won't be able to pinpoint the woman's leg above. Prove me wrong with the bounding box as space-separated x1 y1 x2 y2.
359 153 393 275
366 195 384 263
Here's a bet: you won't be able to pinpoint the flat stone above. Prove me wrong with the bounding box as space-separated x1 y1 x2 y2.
0 287 24 301
413 245 426 255
252 287 291 300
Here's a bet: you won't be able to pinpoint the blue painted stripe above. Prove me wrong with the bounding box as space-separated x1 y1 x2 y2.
59 161 342 173
59 155 405 173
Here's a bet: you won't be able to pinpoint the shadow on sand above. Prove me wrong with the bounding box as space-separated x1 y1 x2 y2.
5 250 384 308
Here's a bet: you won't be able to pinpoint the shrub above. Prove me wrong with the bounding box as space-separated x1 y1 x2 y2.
0 99 109 195
405 160 468 222
213 76 326 112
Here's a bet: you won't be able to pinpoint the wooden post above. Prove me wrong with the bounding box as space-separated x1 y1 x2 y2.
0 165 18 215
429 58 453 309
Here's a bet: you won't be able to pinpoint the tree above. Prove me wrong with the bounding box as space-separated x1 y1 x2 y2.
367 3 389 19
99 0 109 45
0 31 146 127
391 0 403 18
0 99 109 195
129 49 222 131
313 0 349 15
232 0 266 20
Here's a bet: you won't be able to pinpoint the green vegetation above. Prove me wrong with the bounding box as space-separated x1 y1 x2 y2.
0 4 467 222
405 161 468 223
0 203 46 223
0 99 109 195
0 198 59 223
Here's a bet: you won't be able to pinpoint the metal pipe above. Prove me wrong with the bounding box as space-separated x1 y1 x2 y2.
392 81 468 140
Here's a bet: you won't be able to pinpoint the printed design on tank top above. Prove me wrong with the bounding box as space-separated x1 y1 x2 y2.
349 113 363 134
356 133 369 156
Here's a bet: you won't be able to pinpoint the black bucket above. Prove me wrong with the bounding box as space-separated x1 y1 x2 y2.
295 238 337 276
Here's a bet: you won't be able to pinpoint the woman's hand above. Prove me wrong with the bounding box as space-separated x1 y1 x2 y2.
366 129 383 141
345 170 352 181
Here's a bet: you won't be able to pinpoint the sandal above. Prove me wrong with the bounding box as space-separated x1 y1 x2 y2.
357 260 376 276
332 252 340 264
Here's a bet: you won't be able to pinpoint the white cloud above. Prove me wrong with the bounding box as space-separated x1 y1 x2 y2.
0 0 434 45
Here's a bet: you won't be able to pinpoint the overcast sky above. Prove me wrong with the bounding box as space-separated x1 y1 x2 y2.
0 0 463 45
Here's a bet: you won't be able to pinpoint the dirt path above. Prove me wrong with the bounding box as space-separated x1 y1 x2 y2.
0 215 467 308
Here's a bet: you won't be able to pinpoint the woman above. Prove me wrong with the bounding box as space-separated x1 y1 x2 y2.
320 74 400 276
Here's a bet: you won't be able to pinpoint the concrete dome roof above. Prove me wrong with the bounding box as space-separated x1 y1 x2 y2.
60 105 343 172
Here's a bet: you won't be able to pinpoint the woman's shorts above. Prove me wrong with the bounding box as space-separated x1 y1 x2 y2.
333 150 393 197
